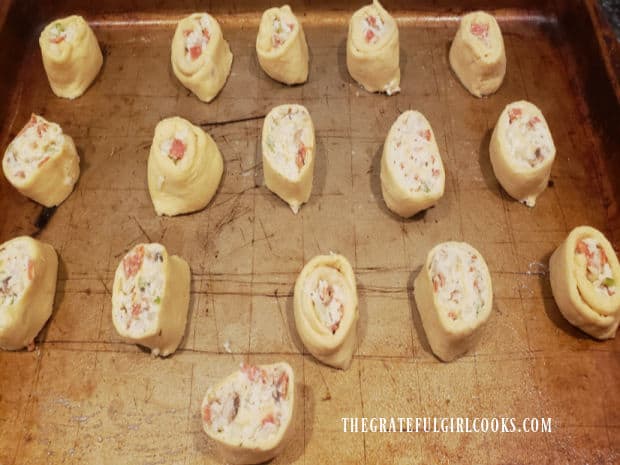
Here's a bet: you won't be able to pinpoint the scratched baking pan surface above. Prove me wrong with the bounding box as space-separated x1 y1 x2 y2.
0 1 619 464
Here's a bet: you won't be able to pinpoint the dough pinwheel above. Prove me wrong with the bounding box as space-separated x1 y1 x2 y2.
294 253 359 370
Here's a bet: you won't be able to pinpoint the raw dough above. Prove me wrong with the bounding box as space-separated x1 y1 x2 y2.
112 243 190 356
294 253 358 370
346 0 400 95
449 11 506 97
171 13 233 102
0 236 58 350
381 110 446 217
490 100 556 207
39 15 103 99
202 362 295 465
414 242 493 361
147 116 223 216
256 5 309 85
262 104 315 213
549 226 620 339
2 114 80 207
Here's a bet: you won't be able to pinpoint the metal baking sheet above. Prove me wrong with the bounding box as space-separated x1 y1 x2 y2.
0 1 618 464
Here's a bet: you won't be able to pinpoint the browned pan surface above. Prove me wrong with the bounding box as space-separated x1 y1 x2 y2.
0 1 618 464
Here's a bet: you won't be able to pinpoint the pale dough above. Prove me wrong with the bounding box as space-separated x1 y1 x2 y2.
256 5 309 85
346 0 400 95
0 236 58 351
39 15 103 99
449 11 506 97
549 226 620 339
2 114 80 207
414 242 493 361
112 243 190 357
202 362 295 465
147 116 223 216
381 110 446 218
490 100 556 207
171 13 233 102
262 104 315 213
294 253 359 370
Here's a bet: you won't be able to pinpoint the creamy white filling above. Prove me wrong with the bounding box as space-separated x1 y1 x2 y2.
361 12 385 44
203 364 291 444
388 113 442 194
48 21 77 44
429 244 488 323
159 129 189 163
271 15 294 48
504 105 553 169
184 15 211 59
4 115 63 180
264 107 312 180
309 279 345 333
576 238 616 296
115 244 165 335
0 242 31 311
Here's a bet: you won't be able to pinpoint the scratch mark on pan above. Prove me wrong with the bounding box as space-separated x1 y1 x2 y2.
199 114 266 128
130 216 152 243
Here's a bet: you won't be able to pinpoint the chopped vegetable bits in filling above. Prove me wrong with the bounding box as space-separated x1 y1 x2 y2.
159 128 189 164
48 21 76 44
0 242 32 311
183 15 211 60
271 15 295 49
203 364 291 444
388 113 442 194
361 13 385 44
310 279 345 334
264 106 312 180
575 238 616 296
469 21 491 47
4 115 63 180
429 244 488 323
115 244 165 335
504 105 554 169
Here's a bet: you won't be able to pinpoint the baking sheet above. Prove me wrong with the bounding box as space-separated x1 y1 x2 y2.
0 2 619 464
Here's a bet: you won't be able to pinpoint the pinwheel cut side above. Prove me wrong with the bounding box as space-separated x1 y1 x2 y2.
414 241 493 361
147 116 223 216
0 236 58 351
256 5 309 84
201 362 295 465
294 254 359 369
381 110 446 218
449 11 506 97
549 226 620 339
346 0 400 95
171 13 233 102
112 243 190 356
2 114 80 207
39 15 103 99
261 104 315 213
490 100 556 207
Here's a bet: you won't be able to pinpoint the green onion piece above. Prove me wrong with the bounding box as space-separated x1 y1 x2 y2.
603 277 615 288
154 296 161 304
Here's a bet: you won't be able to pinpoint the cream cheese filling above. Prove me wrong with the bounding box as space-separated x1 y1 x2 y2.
429 244 488 323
